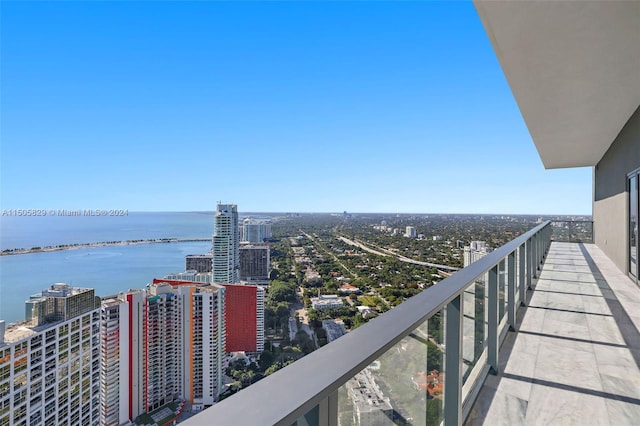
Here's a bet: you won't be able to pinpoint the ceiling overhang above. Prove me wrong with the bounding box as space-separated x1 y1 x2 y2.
474 0 640 169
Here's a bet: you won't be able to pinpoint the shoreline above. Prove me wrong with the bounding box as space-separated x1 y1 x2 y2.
1 238 211 256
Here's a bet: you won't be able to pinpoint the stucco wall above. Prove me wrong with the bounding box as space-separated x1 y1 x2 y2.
594 105 640 273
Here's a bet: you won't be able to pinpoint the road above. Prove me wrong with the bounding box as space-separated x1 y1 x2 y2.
338 235 460 272
301 230 357 278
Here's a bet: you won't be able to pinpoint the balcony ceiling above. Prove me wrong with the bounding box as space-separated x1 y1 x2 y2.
474 0 640 169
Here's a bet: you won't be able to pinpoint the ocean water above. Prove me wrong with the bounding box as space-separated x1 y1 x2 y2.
0 212 215 324
0 211 215 251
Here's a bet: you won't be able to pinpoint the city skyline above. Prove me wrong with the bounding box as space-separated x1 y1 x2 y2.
1 1 591 215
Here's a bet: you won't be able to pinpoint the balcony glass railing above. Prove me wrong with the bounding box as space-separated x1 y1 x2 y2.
183 222 552 426
550 220 593 243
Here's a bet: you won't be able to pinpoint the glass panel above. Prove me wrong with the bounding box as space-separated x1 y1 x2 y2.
498 260 506 321
551 221 593 243
294 405 319 426
336 310 445 425
630 175 638 279
462 276 487 389
514 250 520 302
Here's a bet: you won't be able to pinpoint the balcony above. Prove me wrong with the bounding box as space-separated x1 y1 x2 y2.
182 221 640 425
466 241 640 424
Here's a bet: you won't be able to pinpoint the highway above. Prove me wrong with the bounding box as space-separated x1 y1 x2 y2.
337 235 460 272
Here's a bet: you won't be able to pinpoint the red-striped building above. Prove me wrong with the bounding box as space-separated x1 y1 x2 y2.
152 278 265 354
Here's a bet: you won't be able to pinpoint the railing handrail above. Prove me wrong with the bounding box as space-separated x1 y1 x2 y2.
550 219 593 223
183 221 551 426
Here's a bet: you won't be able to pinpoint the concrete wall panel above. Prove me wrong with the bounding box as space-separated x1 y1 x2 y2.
594 106 640 273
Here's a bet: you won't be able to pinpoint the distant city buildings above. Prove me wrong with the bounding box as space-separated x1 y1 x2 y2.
241 219 272 243
463 241 492 267
405 226 417 238
212 203 240 284
0 202 272 425
1 284 101 426
186 253 213 273
239 243 270 286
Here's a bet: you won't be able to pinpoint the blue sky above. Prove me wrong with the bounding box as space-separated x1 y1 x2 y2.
1 1 592 215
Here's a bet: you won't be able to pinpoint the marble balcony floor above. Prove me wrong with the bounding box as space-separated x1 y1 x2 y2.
466 242 640 426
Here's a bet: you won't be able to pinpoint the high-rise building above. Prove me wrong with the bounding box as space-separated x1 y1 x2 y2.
182 284 226 410
463 241 492 267
145 284 183 413
25 283 100 326
99 282 227 423
186 254 213 273
212 204 240 284
0 284 101 426
100 290 147 425
405 226 417 238
241 219 272 243
239 243 270 286
156 276 264 354
220 284 264 353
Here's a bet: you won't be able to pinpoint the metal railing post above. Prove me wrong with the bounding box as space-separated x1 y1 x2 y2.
569 221 574 243
519 244 526 306
507 251 516 330
444 295 463 426
536 232 542 272
317 390 338 426
526 238 533 286
533 233 539 278
487 265 499 374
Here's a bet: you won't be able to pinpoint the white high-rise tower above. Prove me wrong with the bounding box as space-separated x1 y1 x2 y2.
212 203 240 284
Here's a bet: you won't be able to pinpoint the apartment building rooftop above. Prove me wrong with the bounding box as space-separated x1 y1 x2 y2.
1 319 63 343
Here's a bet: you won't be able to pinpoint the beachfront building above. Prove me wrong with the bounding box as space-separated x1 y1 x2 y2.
212 203 240 284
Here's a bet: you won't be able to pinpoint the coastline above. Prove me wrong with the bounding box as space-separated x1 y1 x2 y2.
1 238 211 256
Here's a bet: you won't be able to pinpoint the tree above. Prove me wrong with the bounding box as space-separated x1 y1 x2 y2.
268 280 296 304
275 302 290 319
259 350 274 371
